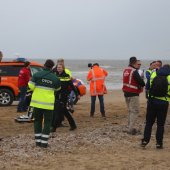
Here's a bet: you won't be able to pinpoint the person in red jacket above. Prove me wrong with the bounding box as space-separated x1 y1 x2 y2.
122 57 145 135
17 61 31 112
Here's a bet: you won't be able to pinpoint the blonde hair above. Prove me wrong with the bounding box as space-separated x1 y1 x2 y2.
56 58 65 69
57 58 64 64
57 63 65 70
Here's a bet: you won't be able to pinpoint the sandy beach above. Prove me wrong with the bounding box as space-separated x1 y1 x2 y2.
0 90 170 170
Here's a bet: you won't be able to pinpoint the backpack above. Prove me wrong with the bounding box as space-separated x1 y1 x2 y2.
149 75 168 97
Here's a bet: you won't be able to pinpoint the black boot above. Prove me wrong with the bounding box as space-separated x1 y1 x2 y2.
69 126 77 131
41 143 48 148
101 112 106 117
50 127 56 132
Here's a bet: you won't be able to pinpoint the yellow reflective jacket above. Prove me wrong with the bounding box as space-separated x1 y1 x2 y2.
28 68 61 110
150 71 170 102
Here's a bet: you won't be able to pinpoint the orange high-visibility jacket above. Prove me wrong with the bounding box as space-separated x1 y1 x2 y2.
87 65 108 96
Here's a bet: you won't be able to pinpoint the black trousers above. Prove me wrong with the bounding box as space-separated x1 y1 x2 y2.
52 102 76 129
52 102 64 127
143 99 169 145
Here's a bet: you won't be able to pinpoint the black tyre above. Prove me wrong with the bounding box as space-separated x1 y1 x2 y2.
0 89 14 106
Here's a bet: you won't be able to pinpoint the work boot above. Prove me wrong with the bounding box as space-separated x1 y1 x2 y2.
36 142 41 147
69 126 77 131
101 112 106 117
59 123 68 127
50 127 56 132
41 143 48 148
90 113 94 117
141 139 149 148
156 143 163 149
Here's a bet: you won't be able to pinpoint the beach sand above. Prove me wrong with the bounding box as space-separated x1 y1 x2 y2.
0 90 170 170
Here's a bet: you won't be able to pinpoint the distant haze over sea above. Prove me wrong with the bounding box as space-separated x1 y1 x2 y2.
4 58 170 90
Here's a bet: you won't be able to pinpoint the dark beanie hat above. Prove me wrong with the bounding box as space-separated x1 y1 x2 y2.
44 59 55 69
129 56 137 65
93 63 99 66
24 61 30 67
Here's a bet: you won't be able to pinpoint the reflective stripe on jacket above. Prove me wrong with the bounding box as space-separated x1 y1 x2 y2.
28 68 61 110
65 68 72 78
87 65 108 96
149 72 170 102
55 70 79 103
122 66 141 94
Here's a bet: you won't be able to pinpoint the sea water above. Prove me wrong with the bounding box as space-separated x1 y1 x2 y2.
7 58 168 90
33 59 127 89
30 59 169 90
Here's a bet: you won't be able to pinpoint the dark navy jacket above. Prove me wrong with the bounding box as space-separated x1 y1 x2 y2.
150 65 170 104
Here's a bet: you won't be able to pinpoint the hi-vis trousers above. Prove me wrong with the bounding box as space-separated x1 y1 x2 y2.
33 107 53 147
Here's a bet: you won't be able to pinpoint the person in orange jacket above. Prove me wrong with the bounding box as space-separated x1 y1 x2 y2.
87 63 108 117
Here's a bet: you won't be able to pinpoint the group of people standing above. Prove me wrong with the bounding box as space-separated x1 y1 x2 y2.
17 57 170 149
28 59 82 148
142 60 170 149
28 59 108 148
123 56 170 149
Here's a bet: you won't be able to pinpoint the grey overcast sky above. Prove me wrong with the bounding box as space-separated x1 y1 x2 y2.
0 0 170 60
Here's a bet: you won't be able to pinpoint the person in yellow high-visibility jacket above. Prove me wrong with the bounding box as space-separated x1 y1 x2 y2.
53 58 72 78
28 59 61 148
141 64 170 149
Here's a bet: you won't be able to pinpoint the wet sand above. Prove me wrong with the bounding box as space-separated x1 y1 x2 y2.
0 90 170 170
